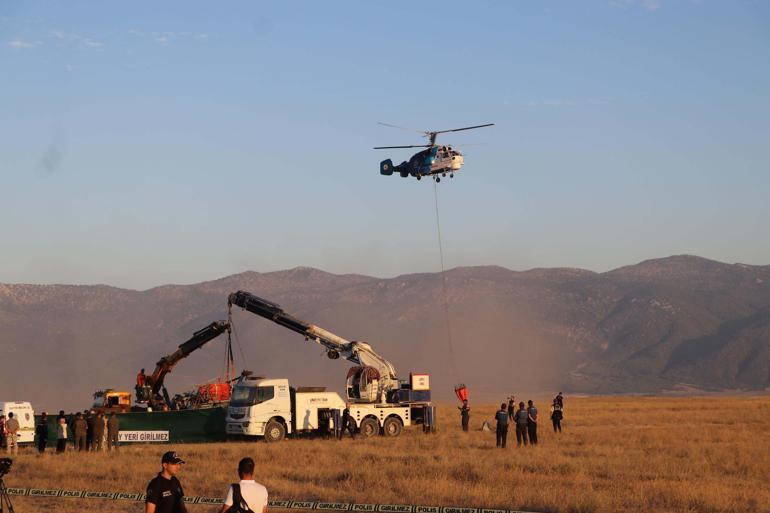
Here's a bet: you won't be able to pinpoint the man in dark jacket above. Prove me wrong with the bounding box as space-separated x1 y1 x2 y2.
514 402 529 447
338 407 356 440
495 403 509 448
0 414 6 450
507 397 515 421
551 400 563 433
36 412 49 454
73 412 88 451
93 412 105 451
146 451 187 513
108 412 120 451
86 410 96 450
527 400 538 445
458 400 470 432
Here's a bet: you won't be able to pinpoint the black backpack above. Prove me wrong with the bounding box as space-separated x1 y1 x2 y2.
228 484 253 513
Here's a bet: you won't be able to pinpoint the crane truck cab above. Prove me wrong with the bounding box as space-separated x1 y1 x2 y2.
225 373 420 442
226 374 344 442
0 401 36 444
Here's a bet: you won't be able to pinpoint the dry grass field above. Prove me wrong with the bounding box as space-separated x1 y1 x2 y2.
5 396 770 513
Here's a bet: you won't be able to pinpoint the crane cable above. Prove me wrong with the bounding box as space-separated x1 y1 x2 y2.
227 307 248 373
432 181 460 381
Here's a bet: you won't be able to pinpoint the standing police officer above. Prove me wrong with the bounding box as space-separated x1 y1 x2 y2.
527 400 539 445
514 402 529 447
495 403 509 448
145 451 187 513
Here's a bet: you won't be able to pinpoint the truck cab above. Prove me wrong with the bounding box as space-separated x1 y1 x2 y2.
226 375 345 442
92 389 132 413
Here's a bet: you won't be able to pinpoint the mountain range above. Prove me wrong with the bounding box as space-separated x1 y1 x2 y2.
1 255 768 411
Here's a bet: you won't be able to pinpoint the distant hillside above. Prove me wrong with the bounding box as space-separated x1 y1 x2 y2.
1 256 769 411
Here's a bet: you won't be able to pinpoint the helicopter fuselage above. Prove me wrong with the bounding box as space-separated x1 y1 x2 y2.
380 145 464 180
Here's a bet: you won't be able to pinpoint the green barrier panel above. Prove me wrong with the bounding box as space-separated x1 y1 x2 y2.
36 406 227 446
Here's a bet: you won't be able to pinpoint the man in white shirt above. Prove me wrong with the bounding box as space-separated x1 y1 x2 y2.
221 457 268 513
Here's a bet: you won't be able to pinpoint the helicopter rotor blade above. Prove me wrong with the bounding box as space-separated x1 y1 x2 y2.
377 122 425 134
444 142 487 147
431 123 495 135
373 145 432 149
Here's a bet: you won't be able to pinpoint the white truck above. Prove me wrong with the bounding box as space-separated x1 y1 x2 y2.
225 374 415 442
226 292 434 442
0 401 36 444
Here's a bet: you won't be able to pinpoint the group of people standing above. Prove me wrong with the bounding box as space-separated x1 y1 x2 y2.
458 392 565 449
35 410 120 454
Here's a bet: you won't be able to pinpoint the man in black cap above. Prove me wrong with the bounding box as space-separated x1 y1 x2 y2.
145 451 187 513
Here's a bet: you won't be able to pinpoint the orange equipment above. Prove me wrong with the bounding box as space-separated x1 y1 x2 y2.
454 384 468 403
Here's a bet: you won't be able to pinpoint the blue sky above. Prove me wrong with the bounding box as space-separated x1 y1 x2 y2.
2 0 769 289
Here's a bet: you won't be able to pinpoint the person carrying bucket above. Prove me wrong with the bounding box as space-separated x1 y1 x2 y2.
455 384 470 432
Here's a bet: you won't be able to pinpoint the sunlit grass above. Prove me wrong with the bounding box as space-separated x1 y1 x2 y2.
7 396 770 513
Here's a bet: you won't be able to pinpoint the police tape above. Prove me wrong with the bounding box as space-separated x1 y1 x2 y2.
5 487 540 513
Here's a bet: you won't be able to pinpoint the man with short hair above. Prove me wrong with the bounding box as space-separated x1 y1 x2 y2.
93 411 105 451
550 399 563 433
36 412 49 454
495 402 509 448
86 410 96 450
145 451 187 513
514 402 529 447
108 412 120 451
5 412 20 454
0 414 6 450
56 416 68 453
73 412 88 451
458 400 470 432
527 400 539 445
338 407 356 440
221 457 269 513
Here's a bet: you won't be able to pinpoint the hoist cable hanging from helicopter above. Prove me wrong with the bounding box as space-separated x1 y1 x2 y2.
375 121 494 398
432 181 460 382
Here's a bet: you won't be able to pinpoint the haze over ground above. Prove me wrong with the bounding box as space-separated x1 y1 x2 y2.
2 256 768 412
1 1 769 290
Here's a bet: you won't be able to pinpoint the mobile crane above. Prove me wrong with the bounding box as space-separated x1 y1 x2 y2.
135 320 231 410
225 291 433 441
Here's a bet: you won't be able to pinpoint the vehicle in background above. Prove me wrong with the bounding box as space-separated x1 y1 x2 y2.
0 401 36 444
226 374 417 442
226 292 434 441
92 389 132 413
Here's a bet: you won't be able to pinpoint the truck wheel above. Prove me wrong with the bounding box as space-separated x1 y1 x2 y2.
264 420 285 443
383 417 402 437
359 417 379 438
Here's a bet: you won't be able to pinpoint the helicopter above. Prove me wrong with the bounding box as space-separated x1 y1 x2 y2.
374 123 494 182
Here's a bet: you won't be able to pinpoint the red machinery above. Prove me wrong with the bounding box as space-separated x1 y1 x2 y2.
194 381 232 406
454 383 468 403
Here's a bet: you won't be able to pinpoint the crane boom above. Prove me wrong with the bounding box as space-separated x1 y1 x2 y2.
227 291 399 402
144 320 231 409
